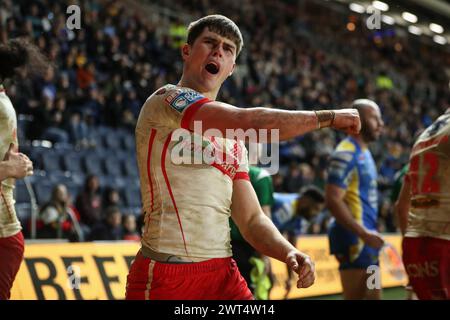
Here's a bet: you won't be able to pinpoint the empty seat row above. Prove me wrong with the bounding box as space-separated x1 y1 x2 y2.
34 151 139 177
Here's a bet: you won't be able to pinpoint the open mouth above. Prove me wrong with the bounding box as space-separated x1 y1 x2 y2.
205 62 220 75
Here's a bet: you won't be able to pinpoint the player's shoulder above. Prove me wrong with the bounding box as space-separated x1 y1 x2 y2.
335 137 357 153
331 138 358 164
146 84 206 113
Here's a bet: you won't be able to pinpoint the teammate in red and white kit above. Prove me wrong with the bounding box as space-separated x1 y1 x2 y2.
396 108 450 300
0 38 48 300
126 15 361 300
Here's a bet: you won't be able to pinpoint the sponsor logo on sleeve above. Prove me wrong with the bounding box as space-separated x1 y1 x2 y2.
165 89 204 113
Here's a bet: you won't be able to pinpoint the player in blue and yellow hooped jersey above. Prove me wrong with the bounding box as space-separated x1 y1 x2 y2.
325 99 385 300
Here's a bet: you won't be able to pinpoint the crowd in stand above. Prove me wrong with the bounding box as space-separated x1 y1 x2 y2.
2 0 449 239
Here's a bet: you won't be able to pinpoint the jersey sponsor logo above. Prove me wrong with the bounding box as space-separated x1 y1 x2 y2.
165 89 181 104
165 89 204 113
171 134 242 179
405 260 439 278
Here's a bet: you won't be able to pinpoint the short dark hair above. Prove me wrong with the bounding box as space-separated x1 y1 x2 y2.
187 15 243 56
300 186 325 203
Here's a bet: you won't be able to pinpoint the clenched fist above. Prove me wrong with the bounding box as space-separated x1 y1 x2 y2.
2 143 34 179
331 108 361 135
285 250 316 289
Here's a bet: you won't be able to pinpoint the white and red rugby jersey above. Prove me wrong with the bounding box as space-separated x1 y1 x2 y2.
135 84 250 260
0 85 21 238
406 111 450 241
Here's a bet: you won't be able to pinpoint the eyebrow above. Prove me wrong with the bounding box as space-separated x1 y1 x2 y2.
203 36 236 53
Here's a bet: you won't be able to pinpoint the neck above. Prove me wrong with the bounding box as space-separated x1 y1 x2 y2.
178 74 219 101
350 134 368 149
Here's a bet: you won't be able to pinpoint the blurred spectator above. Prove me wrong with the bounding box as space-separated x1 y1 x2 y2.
123 214 140 241
38 184 84 241
41 100 70 143
68 112 90 147
272 173 285 193
104 91 123 128
282 162 303 193
76 61 96 90
89 206 124 241
75 175 102 227
102 187 122 209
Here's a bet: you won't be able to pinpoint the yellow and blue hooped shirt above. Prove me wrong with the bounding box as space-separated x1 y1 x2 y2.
327 137 379 265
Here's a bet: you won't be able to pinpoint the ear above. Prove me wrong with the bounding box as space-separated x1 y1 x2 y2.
228 63 236 76
181 44 190 61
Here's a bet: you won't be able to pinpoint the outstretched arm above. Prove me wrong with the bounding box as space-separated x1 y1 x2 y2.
189 101 361 141
231 179 315 289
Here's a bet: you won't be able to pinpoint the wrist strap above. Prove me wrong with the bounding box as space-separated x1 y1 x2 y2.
315 110 335 129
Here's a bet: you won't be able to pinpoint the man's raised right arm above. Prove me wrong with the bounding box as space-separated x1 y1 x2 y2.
187 101 361 141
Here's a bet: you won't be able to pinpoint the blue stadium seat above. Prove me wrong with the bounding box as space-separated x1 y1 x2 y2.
122 206 142 217
112 176 127 190
53 142 74 154
14 179 32 204
124 177 140 189
104 132 121 150
123 186 141 208
65 182 81 201
96 125 112 136
122 158 139 177
41 151 62 172
48 171 75 185
98 175 116 190
104 158 123 176
121 134 135 151
15 203 32 226
18 143 32 158
34 181 54 206
89 130 103 149
62 152 83 174
17 114 33 145
29 144 53 170
83 153 104 175
71 172 86 188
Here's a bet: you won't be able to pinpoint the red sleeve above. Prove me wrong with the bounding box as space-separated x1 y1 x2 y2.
180 97 211 131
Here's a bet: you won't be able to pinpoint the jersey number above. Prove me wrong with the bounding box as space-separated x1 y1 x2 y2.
409 153 440 195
